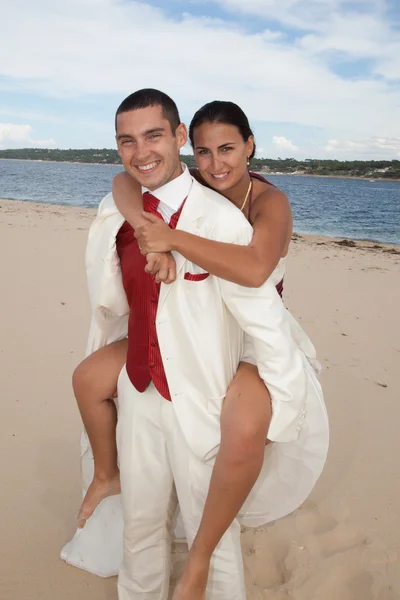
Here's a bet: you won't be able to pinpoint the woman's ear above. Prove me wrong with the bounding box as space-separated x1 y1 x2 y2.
246 135 255 159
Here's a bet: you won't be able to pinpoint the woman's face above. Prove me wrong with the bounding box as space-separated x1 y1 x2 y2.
193 122 254 193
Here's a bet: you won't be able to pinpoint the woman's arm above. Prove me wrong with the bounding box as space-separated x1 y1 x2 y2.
136 187 292 288
112 171 146 228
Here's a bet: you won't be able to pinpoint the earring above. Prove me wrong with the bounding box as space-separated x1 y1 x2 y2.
247 157 250 167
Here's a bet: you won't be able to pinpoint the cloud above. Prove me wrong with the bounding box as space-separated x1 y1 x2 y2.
273 136 299 153
0 124 56 148
0 0 399 157
0 108 63 123
324 137 400 158
211 0 387 37
212 0 400 82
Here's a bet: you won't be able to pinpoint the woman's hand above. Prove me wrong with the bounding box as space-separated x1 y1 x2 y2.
135 212 176 254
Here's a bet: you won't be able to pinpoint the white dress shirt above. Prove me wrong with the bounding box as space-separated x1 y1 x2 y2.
142 162 193 223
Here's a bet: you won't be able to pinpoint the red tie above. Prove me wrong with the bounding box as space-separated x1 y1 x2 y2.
142 191 186 230
143 191 162 219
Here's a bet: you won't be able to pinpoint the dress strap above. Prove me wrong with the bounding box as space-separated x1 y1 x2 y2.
249 171 276 188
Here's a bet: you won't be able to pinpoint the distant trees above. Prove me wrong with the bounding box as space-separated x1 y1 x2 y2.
0 149 399 179
250 157 400 179
0 148 123 164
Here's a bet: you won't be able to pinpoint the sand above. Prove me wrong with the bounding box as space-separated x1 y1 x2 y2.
1 199 399 600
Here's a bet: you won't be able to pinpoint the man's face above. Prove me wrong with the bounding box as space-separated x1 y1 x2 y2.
116 105 187 190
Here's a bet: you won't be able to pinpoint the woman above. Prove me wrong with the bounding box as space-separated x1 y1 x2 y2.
74 101 293 537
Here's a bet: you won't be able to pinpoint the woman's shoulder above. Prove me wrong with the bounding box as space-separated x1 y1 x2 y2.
250 173 287 206
250 171 285 202
248 174 291 228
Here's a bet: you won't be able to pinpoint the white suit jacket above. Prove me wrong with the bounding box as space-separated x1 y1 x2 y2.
61 177 329 577
86 178 312 455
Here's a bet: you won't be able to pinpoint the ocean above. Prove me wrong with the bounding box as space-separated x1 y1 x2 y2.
0 159 399 244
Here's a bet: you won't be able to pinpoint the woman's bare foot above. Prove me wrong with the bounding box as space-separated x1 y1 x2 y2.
172 554 210 600
77 471 121 528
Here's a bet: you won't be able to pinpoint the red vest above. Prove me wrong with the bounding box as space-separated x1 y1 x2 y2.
116 195 184 401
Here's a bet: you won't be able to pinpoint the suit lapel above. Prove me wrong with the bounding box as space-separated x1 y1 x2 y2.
158 178 205 311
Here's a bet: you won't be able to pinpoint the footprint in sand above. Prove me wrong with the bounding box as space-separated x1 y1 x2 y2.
294 564 374 600
241 502 399 600
242 530 289 589
309 523 368 557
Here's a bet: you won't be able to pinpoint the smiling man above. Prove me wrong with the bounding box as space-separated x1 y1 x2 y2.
115 93 186 191
76 89 328 600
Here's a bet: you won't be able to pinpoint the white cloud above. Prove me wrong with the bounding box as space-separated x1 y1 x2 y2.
0 108 63 123
212 0 385 34
273 136 299 154
213 0 400 82
0 0 399 157
0 124 56 148
324 137 400 159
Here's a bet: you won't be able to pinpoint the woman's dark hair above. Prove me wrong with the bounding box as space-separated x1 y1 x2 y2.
115 88 181 134
189 100 256 161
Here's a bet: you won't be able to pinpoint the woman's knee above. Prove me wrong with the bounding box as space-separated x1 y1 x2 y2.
72 342 127 400
224 416 268 461
72 358 94 396
222 365 271 454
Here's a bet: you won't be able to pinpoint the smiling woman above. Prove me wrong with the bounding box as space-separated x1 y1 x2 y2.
188 100 257 208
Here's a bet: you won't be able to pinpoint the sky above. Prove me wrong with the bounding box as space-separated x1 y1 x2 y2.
1 0 400 159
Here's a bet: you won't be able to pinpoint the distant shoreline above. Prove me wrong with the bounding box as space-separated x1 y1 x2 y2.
0 157 122 167
1 158 400 181
259 171 400 182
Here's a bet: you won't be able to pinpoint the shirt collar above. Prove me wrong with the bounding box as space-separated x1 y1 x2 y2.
142 163 192 212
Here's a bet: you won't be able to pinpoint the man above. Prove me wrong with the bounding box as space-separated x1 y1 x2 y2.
62 89 328 599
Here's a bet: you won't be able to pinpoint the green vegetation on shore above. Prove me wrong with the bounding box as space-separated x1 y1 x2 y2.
1 148 399 179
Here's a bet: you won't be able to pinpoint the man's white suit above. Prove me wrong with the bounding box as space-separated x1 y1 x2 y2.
61 177 329 587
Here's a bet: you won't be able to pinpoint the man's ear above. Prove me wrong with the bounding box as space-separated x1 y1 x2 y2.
115 136 122 158
176 123 188 150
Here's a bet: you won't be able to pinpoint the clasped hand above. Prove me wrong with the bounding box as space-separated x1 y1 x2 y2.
136 212 177 284
135 211 174 254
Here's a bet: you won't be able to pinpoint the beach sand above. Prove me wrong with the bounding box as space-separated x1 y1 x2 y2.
1 199 399 600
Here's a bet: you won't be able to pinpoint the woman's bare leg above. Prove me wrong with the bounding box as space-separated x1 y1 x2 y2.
173 362 272 600
72 339 128 528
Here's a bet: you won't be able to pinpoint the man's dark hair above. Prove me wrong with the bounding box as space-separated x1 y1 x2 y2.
115 88 181 134
189 100 256 161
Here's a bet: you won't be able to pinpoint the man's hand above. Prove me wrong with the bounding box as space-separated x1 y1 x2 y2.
145 252 177 284
135 212 175 254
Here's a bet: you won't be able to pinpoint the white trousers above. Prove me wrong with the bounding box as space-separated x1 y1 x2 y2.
116 366 246 600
